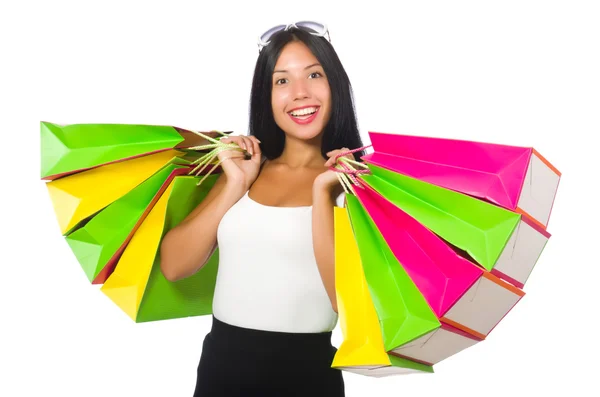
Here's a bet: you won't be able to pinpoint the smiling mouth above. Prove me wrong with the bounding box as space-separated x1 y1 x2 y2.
287 106 320 125
288 106 320 119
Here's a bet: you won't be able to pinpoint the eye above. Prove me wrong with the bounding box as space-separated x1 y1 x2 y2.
275 78 288 85
309 72 323 79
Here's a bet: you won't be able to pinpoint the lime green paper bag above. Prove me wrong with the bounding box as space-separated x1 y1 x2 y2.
101 175 220 322
41 122 224 179
64 160 190 284
361 165 521 272
345 194 440 352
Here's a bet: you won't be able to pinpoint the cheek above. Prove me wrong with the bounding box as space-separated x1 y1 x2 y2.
316 82 332 106
317 83 332 117
271 93 288 126
272 90 290 115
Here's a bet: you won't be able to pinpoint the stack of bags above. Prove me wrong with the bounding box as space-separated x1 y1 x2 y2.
40 123 561 376
41 121 236 322
332 132 561 376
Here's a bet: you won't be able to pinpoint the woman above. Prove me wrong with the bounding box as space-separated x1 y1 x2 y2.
159 22 366 396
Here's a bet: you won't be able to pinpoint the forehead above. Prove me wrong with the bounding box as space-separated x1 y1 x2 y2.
274 41 320 71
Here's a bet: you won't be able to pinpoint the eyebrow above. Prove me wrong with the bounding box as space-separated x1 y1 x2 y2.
273 63 322 74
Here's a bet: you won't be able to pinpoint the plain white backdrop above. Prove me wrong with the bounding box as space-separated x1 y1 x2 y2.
2 0 599 396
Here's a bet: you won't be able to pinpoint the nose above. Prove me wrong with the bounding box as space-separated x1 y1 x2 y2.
291 79 309 101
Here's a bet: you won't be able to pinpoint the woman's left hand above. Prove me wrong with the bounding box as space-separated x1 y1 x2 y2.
313 147 354 192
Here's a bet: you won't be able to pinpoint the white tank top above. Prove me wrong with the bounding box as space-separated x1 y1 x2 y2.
212 189 343 333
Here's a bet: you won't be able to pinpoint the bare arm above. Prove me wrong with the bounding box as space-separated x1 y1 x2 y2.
159 134 262 282
312 147 355 314
311 183 339 313
159 174 245 281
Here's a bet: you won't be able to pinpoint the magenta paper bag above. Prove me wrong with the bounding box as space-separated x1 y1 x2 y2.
354 183 482 317
354 183 525 342
362 132 561 230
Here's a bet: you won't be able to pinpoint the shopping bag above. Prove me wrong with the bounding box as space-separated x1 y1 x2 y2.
41 121 226 180
100 175 220 322
363 132 561 230
65 160 191 284
361 164 550 288
355 182 525 341
46 149 183 235
331 206 433 376
329 138 559 373
344 194 441 353
40 122 251 323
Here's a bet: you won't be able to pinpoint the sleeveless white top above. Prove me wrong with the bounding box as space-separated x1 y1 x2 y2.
212 189 344 333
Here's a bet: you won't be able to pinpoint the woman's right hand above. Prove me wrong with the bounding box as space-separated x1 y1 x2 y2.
217 135 262 193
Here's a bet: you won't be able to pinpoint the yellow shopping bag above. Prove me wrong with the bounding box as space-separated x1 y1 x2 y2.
100 175 220 322
46 150 182 235
331 205 433 377
100 180 175 320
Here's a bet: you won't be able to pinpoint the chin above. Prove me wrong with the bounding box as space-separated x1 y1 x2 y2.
282 114 330 141
285 124 325 141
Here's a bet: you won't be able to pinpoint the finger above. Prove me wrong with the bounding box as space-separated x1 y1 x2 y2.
220 136 243 148
328 147 347 154
325 152 338 165
230 136 246 152
251 136 261 155
330 151 345 162
247 137 261 153
241 137 254 154
335 148 350 159
327 151 352 167
217 151 243 174
232 136 246 147
217 137 246 161
220 152 245 162
250 139 262 163
245 137 256 153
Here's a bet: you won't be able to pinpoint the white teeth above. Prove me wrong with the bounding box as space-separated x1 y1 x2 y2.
289 107 318 116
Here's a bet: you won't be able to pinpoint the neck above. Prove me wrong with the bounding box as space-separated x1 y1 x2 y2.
274 133 324 169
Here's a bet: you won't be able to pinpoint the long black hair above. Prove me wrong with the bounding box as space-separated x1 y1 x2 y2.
249 27 366 162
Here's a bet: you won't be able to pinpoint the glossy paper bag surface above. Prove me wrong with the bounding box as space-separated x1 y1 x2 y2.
332 205 433 376
101 175 219 322
361 165 521 272
65 163 190 284
363 132 561 229
345 194 440 352
46 150 182 235
41 122 185 179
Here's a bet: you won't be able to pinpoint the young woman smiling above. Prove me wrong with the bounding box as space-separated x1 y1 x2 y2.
159 21 366 397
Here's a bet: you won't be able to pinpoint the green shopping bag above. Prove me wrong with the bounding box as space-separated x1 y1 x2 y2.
64 159 191 284
345 194 440 353
100 175 220 322
361 165 522 272
40 122 223 179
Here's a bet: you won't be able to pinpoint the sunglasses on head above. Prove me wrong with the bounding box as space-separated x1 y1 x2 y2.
257 21 330 52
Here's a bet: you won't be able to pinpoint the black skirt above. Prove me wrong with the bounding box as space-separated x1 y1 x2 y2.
193 315 345 397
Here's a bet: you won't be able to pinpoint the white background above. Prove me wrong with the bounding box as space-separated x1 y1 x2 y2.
2 1 599 396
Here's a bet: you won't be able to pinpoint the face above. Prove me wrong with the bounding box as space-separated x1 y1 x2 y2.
271 41 332 141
